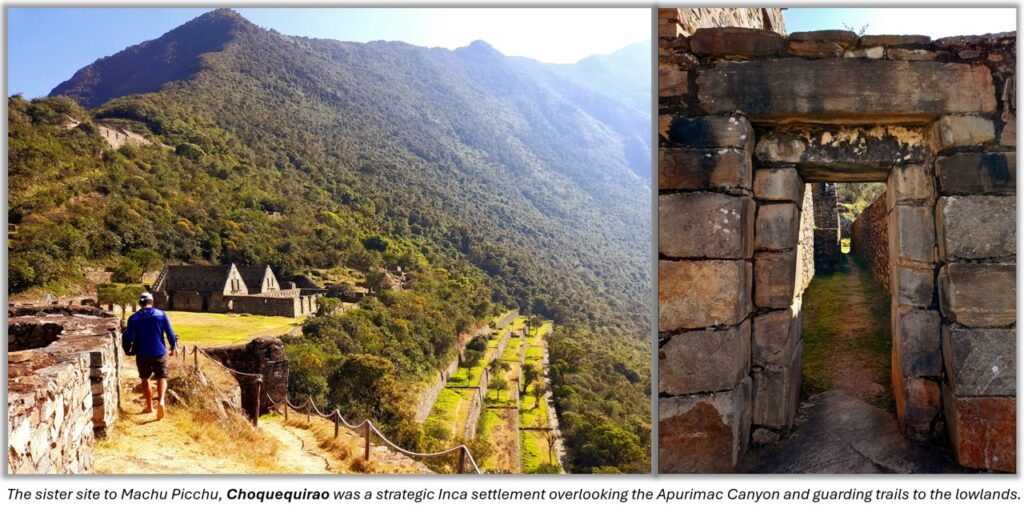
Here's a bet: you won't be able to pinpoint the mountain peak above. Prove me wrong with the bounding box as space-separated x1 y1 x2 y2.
49 9 259 108
457 40 503 58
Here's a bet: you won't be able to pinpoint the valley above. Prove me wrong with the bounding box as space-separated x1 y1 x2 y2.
7 8 651 473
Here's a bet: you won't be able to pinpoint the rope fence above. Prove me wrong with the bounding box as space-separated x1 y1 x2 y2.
175 344 480 474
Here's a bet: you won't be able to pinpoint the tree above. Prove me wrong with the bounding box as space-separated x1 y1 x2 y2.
546 432 557 465
523 363 539 388
127 248 164 274
364 268 392 294
315 296 342 317
488 377 509 400
532 380 545 410
111 257 143 283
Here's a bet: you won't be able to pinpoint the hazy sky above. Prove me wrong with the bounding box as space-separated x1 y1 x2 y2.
785 7 1017 37
6 7 650 99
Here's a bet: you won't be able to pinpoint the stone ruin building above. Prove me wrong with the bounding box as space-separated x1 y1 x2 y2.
659 7 1015 473
151 263 319 317
8 305 120 473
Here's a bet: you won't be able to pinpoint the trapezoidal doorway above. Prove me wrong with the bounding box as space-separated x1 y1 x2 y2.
658 26 1016 474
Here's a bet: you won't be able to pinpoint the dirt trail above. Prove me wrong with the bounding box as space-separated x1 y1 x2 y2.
802 254 891 405
259 419 332 472
92 354 334 474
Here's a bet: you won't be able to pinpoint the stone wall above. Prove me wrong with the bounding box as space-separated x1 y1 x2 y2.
659 8 785 38
659 22 1016 472
851 191 891 290
811 184 840 274
797 185 816 294
204 336 289 418
8 306 120 474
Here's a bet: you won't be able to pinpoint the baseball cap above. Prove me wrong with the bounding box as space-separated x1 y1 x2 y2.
139 292 154 304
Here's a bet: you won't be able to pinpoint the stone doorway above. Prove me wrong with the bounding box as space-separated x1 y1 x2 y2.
658 27 1016 474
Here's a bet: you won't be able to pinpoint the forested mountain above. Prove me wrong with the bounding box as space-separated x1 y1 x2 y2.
11 9 650 472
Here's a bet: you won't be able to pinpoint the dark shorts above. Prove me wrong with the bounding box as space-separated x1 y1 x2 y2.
137 355 169 380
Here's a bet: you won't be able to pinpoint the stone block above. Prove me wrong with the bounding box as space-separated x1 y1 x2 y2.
751 356 801 431
753 167 803 203
755 127 927 179
936 196 1015 260
755 203 800 251
754 250 797 309
887 48 938 61
936 152 1015 195
860 34 931 47
999 110 1015 146
659 65 688 98
943 325 1016 397
659 320 750 395
660 259 751 330
943 386 1016 472
929 116 995 150
660 193 754 259
895 266 934 308
659 377 752 473
752 301 801 367
939 263 1016 328
665 115 753 150
887 164 934 204
659 22 684 39
786 40 843 58
900 377 941 437
894 308 942 377
659 148 751 191
690 27 783 57
844 47 884 59
698 60 996 123
789 30 858 47
890 206 935 265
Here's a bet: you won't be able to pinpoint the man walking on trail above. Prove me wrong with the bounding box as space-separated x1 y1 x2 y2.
123 292 177 419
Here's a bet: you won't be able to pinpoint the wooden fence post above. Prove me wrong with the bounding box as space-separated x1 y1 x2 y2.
457 447 466 474
253 379 262 428
306 398 311 424
193 346 199 371
364 422 371 461
333 412 340 438
284 400 289 421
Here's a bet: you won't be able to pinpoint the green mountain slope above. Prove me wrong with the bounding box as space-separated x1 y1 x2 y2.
13 8 651 472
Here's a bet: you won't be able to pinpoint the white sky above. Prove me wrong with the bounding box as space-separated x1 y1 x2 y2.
785 7 1017 37
239 8 652 64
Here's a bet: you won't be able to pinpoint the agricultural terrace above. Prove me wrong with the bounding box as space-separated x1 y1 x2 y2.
519 320 561 473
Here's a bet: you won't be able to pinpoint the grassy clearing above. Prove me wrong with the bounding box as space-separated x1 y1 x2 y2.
477 410 502 471
166 311 301 346
519 393 548 427
424 388 467 440
520 430 560 473
449 365 486 387
529 320 553 340
802 254 893 410
501 337 523 363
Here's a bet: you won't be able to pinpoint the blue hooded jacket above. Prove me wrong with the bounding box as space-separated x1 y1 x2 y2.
123 307 177 357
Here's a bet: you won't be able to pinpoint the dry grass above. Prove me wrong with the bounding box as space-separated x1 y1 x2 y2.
93 359 294 474
274 411 432 474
